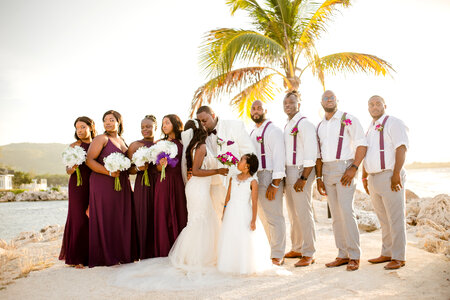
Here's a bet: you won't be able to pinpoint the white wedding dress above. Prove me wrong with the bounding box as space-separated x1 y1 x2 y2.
168 146 220 270
217 175 272 274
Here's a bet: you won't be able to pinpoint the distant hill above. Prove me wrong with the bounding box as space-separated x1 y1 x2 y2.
0 143 68 174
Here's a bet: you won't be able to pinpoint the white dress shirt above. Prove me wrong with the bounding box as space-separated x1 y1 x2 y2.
317 110 367 162
250 119 286 179
363 114 409 174
284 112 317 168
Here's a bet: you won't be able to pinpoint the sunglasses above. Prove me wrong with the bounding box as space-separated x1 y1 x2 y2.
322 95 336 101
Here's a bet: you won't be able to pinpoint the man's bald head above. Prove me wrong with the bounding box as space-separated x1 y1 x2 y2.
368 95 386 120
250 100 267 124
369 95 385 104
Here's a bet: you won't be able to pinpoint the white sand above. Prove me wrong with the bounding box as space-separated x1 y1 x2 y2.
1 201 449 299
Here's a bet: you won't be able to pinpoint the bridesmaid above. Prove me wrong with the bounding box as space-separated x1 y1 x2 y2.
59 116 96 268
86 110 138 267
127 115 158 259
153 114 188 257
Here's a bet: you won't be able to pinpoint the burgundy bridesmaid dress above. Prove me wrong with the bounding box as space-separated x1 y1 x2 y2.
133 139 157 259
88 139 139 267
59 142 91 266
153 139 188 257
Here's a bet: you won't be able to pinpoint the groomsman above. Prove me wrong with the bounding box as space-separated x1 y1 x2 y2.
362 95 409 270
249 100 286 266
282 91 318 267
315 90 367 271
196 106 256 219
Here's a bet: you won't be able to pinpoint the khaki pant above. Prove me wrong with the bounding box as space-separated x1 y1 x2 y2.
285 166 316 257
256 170 286 259
323 160 361 259
368 169 406 261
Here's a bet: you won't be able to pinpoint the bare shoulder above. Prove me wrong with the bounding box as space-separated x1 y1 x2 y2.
92 134 108 146
129 140 144 152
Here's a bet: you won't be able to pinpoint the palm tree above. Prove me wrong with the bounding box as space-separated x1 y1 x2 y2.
190 0 394 118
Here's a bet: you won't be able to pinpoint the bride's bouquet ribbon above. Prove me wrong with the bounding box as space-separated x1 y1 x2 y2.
217 152 239 167
131 146 152 186
149 140 179 182
103 152 131 191
62 145 87 186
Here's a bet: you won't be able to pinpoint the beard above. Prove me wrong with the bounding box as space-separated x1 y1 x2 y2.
323 105 337 113
251 113 265 124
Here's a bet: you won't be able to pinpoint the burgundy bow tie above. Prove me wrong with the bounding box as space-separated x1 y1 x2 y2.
208 129 217 136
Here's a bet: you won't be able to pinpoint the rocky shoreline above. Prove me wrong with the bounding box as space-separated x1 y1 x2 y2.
0 191 68 202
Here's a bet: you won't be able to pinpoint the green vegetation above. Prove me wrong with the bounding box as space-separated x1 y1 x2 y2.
12 171 32 188
191 0 394 118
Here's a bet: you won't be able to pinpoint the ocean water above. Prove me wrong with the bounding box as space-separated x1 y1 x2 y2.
0 168 449 241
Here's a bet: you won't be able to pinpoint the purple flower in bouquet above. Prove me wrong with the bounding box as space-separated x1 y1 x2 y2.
217 152 239 167
148 140 179 182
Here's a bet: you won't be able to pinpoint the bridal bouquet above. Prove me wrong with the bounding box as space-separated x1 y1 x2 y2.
149 140 178 182
217 152 239 167
103 152 131 191
131 146 152 186
62 146 87 186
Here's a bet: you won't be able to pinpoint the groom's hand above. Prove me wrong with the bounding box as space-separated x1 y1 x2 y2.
217 168 229 176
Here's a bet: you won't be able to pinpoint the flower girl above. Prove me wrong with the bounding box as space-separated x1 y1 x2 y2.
217 153 272 274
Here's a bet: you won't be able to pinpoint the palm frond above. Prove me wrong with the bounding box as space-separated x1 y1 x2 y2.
189 67 275 117
299 0 351 47
229 73 281 119
199 28 285 77
318 52 395 77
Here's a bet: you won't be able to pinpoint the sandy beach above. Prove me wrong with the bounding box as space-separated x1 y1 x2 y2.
1 196 449 300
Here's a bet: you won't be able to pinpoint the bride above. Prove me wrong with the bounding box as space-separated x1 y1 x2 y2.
169 119 228 270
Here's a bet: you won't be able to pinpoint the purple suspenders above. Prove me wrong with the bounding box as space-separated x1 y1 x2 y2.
316 112 347 160
260 121 272 169
379 115 390 170
251 121 272 169
292 117 306 165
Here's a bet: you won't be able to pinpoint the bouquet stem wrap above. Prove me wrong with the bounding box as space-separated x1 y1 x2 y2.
142 170 150 186
156 152 178 182
75 167 82 186
115 177 121 191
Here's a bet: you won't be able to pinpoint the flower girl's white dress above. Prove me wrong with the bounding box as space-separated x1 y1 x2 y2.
217 175 272 274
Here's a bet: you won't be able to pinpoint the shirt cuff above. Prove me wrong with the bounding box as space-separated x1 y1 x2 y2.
394 141 409 150
272 171 286 180
354 138 368 148
303 160 316 168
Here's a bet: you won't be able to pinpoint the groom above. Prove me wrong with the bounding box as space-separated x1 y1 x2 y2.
196 106 256 219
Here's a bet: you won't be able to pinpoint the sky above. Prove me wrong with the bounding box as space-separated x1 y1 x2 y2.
1 0 449 163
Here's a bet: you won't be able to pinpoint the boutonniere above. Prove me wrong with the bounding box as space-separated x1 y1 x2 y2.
375 124 384 132
256 136 263 144
217 137 234 150
341 118 352 126
290 127 299 136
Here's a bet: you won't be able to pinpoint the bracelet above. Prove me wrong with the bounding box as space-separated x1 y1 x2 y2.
109 171 112 176
362 177 368 181
135 165 140 172
224 205 227 207
270 183 279 189
316 176 323 181
350 164 359 170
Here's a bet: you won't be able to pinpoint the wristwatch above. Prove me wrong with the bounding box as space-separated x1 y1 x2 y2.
300 175 308 181
350 164 359 170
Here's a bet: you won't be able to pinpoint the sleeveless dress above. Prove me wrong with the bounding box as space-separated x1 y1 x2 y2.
89 138 139 267
153 139 188 257
59 142 91 266
168 145 220 270
217 175 272 274
133 139 157 259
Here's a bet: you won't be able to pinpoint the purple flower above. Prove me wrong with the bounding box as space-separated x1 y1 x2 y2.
156 152 178 167
227 140 235 146
342 119 352 126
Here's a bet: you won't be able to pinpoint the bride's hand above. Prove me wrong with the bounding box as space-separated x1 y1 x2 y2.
217 168 229 176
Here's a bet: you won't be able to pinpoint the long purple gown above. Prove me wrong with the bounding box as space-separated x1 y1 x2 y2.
89 138 138 267
153 138 188 257
59 142 90 266
133 139 157 259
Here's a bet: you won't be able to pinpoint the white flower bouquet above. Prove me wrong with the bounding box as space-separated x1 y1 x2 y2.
148 140 178 182
103 152 131 191
62 146 87 186
131 146 152 186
